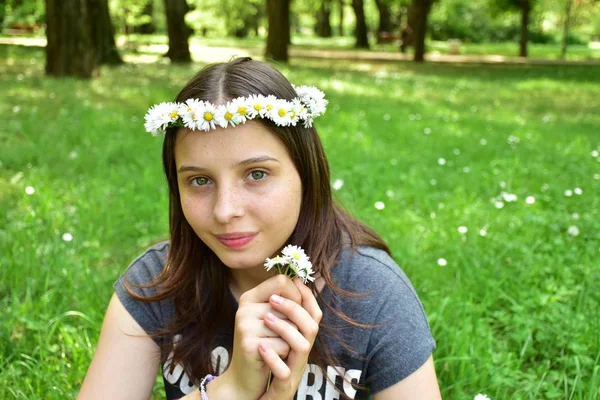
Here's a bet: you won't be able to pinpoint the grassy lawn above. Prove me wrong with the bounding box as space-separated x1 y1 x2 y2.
115 33 600 61
1 43 599 399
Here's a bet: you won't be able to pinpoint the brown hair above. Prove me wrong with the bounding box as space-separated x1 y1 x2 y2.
125 57 391 398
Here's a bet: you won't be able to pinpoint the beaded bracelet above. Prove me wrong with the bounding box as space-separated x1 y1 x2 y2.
199 374 216 400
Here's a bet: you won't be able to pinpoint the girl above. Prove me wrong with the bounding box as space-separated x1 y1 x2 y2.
78 57 441 400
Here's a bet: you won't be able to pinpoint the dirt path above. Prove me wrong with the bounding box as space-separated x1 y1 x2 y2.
2 36 598 66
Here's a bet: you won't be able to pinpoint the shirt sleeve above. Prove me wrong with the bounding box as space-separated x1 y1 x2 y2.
362 256 437 394
113 241 174 347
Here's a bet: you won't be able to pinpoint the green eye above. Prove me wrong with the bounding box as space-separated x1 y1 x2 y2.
191 177 210 186
249 170 267 180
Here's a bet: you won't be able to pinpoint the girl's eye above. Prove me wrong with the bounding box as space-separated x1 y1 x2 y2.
248 170 267 181
191 177 210 187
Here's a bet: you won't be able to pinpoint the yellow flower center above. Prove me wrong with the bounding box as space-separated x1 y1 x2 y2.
293 253 300 260
225 112 233 120
291 110 297 119
266 104 273 111
278 109 287 117
237 106 247 115
204 112 213 121
254 104 262 111
170 111 179 119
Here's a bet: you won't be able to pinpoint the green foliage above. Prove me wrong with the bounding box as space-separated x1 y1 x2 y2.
2 42 600 399
187 0 264 37
1 0 44 27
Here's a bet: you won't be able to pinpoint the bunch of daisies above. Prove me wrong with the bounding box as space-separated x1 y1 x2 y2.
264 245 315 285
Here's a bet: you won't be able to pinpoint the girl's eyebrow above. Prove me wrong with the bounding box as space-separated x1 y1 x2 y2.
177 156 280 174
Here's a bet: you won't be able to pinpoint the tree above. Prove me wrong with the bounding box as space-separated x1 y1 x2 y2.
492 0 536 57
338 0 345 36
164 0 192 63
375 0 394 41
315 0 332 37
410 0 433 61
351 0 369 48
265 0 290 61
88 0 123 65
45 0 96 78
560 0 573 59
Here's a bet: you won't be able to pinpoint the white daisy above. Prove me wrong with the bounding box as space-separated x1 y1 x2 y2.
214 103 238 129
269 99 294 127
437 258 447 266
144 102 180 135
264 256 287 272
260 95 278 118
196 102 218 131
567 225 580 237
458 226 468 234
179 98 204 130
247 94 265 118
230 97 253 124
282 245 308 262
525 196 535 204
474 395 491 400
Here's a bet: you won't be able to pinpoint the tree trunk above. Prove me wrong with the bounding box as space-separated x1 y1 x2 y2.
412 0 431 62
519 1 530 57
315 0 332 37
560 0 572 59
135 1 155 34
265 0 290 61
338 0 345 36
45 0 96 78
375 0 393 42
164 0 192 63
88 0 123 65
0 0 6 28
351 0 369 49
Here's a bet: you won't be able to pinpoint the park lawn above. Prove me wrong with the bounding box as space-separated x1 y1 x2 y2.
116 33 600 61
1 43 599 399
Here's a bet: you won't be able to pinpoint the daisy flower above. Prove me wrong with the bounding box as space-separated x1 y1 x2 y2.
264 256 285 272
230 97 253 124
269 99 294 127
144 102 180 135
214 103 238 129
246 94 265 118
260 95 278 118
179 98 205 130
196 102 218 131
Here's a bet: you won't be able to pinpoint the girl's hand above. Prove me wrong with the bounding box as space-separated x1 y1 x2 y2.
224 274 303 400
258 277 323 400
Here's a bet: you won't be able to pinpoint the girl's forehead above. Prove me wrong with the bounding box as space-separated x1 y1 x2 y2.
174 122 291 166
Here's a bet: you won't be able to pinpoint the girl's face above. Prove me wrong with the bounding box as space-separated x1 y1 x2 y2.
174 120 303 272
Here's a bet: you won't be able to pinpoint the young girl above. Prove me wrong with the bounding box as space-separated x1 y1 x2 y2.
78 57 441 400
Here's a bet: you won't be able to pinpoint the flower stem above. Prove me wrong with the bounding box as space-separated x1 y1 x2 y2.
266 370 273 391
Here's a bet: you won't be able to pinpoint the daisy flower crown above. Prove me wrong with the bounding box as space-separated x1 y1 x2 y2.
144 84 328 136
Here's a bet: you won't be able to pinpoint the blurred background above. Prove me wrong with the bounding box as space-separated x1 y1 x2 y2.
1 0 599 399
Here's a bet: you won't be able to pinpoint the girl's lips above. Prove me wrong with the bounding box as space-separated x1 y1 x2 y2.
216 233 257 249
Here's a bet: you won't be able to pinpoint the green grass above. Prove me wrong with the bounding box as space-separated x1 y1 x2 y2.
1 43 600 399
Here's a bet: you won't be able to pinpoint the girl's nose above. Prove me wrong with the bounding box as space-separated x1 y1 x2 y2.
213 184 245 224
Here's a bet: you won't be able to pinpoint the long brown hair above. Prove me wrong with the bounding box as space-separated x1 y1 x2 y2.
125 57 391 398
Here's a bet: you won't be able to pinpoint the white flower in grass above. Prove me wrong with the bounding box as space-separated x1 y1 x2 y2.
437 258 447 267
25 186 35 195
571 213 580 220
574 187 583 195
501 192 517 202
144 102 180 135
592 150 599 158
62 233 73 242
567 225 580 237
479 228 487 237
374 201 385 210
438 158 447 166
564 189 573 197
525 196 535 204
215 103 238 129
332 179 344 191
595 174 600 180
196 102 218 131
474 395 491 400
458 226 468 234
494 201 505 209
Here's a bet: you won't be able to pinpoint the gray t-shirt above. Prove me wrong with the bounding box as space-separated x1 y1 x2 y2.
114 241 436 400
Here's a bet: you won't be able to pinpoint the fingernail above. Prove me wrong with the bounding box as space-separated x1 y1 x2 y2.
260 343 268 352
266 312 277 323
271 294 283 304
